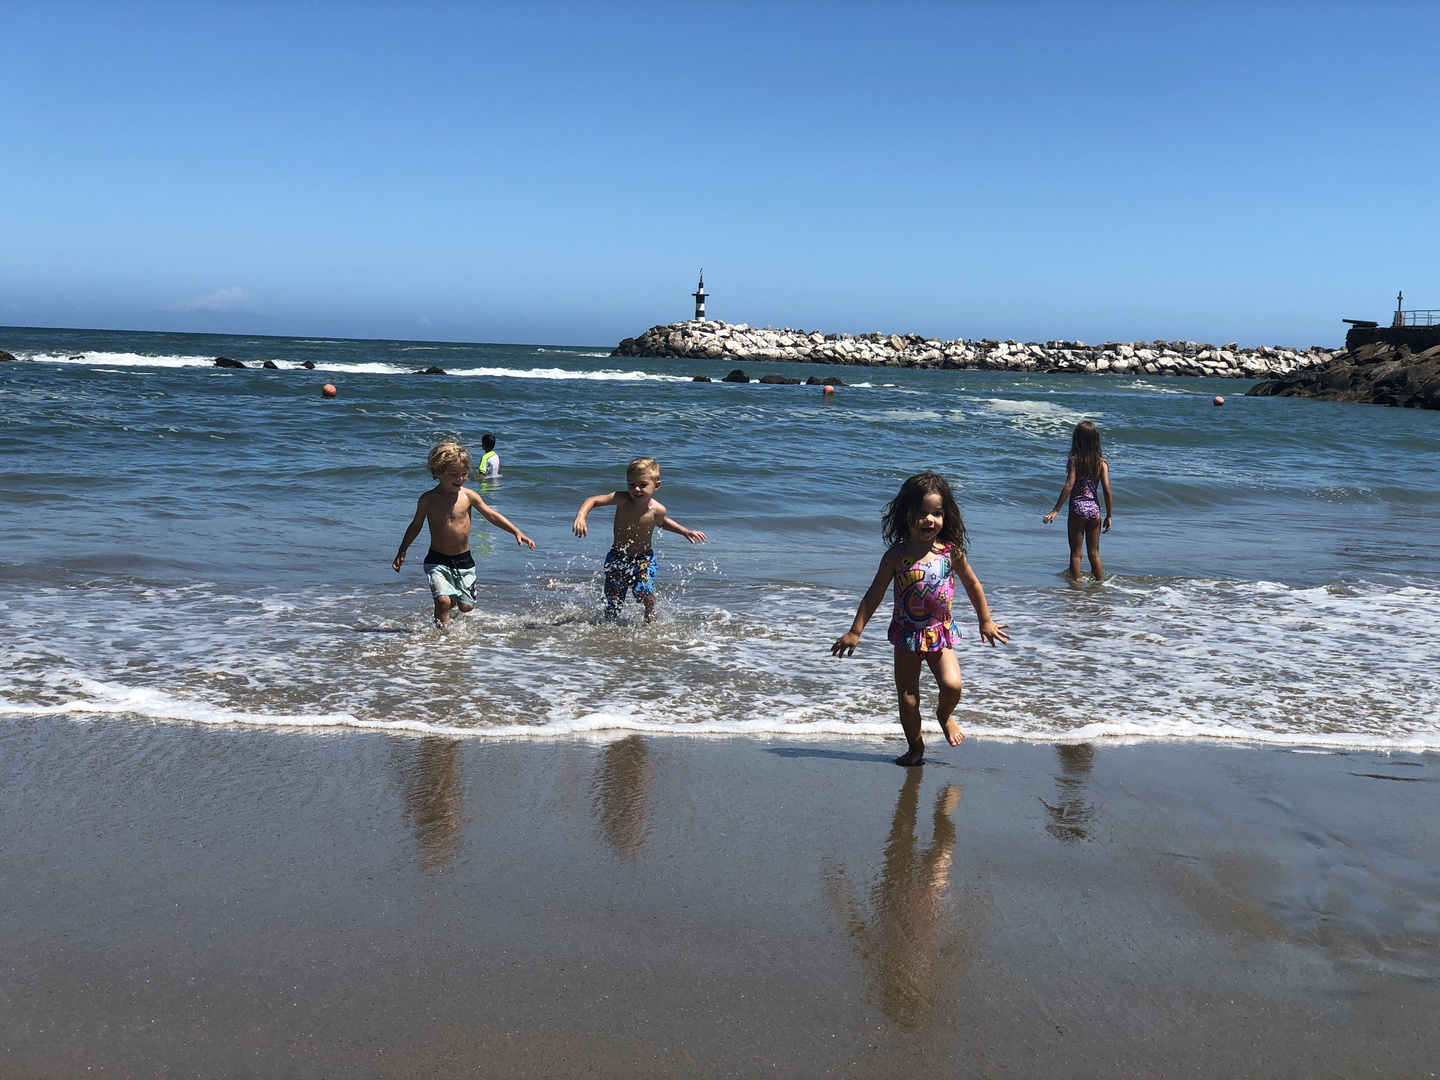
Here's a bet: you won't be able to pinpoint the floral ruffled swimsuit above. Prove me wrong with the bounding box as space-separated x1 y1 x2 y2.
886 542 960 653
1069 474 1101 522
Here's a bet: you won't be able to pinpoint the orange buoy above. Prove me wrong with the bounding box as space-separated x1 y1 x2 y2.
822 385 835 396
322 384 338 399
1213 395 1224 406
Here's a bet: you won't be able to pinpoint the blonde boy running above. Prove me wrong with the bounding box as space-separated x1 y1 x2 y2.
393 442 535 625
573 457 706 620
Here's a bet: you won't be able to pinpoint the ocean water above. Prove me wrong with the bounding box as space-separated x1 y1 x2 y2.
2 327 1438 749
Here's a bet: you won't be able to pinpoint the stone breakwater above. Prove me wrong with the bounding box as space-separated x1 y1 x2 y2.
613 321 1334 379
1247 340 1440 409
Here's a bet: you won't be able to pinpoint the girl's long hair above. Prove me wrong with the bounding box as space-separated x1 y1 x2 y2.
881 472 969 553
1069 421 1104 480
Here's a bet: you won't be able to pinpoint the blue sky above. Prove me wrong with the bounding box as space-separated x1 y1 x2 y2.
2 1 1437 347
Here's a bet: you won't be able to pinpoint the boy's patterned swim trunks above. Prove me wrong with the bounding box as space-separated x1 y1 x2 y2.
423 548 478 606
604 547 656 614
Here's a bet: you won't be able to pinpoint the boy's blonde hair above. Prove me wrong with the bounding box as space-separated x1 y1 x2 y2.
627 457 660 480
428 441 472 478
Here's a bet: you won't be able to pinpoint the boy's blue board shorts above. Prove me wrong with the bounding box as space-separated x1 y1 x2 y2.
423 548 477 606
604 547 656 614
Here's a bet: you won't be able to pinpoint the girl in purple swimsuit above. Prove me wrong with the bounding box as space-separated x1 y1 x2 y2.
831 472 1010 767
1043 421 1113 581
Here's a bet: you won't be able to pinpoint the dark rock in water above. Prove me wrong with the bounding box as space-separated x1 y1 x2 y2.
213 357 246 369
68 355 84 361
415 366 448 375
722 369 750 383
759 374 801 384
262 360 279 370
0 349 17 362
613 337 640 357
805 375 846 386
1247 342 1440 409
301 360 316 370
692 375 712 382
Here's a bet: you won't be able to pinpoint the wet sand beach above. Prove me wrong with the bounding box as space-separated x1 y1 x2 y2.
2 718 1435 1078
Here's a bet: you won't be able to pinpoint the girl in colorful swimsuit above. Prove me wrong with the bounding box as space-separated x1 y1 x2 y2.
1043 420 1113 581
831 472 1009 767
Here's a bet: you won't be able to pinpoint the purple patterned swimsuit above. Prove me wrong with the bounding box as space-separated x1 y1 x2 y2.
1069 474 1101 522
886 542 961 653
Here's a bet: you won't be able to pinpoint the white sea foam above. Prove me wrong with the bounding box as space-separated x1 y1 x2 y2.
444 366 690 382
1 573 1437 749
974 398 1096 436
23 351 225 369
1122 379 1193 394
16 351 692 383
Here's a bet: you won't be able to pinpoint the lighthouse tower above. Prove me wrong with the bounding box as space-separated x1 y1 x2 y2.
692 271 708 322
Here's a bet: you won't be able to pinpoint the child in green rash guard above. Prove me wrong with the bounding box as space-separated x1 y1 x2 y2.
392 442 534 626
477 432 500 479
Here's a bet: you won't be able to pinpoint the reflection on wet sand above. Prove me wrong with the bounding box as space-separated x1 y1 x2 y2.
591 734 654 859
1041 743 1096 843
826 771 982 1035
401 736 466 872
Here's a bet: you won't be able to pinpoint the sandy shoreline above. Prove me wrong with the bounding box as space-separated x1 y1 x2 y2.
2 718 1435 1077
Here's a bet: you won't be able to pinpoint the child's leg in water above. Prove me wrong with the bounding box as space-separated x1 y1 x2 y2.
893 649 926 766
433 595 452 625
432 594 474 626
925 648 965 746
1066 512 1085 579
1084 520 1104 580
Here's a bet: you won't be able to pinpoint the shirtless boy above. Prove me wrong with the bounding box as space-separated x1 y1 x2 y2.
572 457 706 620
393 442 535 625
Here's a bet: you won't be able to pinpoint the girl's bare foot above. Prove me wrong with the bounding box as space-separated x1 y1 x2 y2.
940 716 964 747
894 742 925 767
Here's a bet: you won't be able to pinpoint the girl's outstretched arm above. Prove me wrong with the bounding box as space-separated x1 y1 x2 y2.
955 555 1010 646
1099 459 1113 533
1042 458 1077 524
831 551 898 657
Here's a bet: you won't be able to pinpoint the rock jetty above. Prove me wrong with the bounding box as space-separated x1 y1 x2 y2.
1246 341 1440 409
613 321 1332 379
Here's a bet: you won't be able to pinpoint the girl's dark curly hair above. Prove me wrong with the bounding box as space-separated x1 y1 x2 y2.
881 471 969 553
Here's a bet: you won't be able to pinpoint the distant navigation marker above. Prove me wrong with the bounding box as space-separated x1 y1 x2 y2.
692 271 708 322
1393 290 1405 328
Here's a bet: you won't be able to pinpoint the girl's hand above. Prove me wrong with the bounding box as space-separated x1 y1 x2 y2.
1102 516 1111 534
831 631 861 657
978 619 1010 646
1042 511 1058 524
